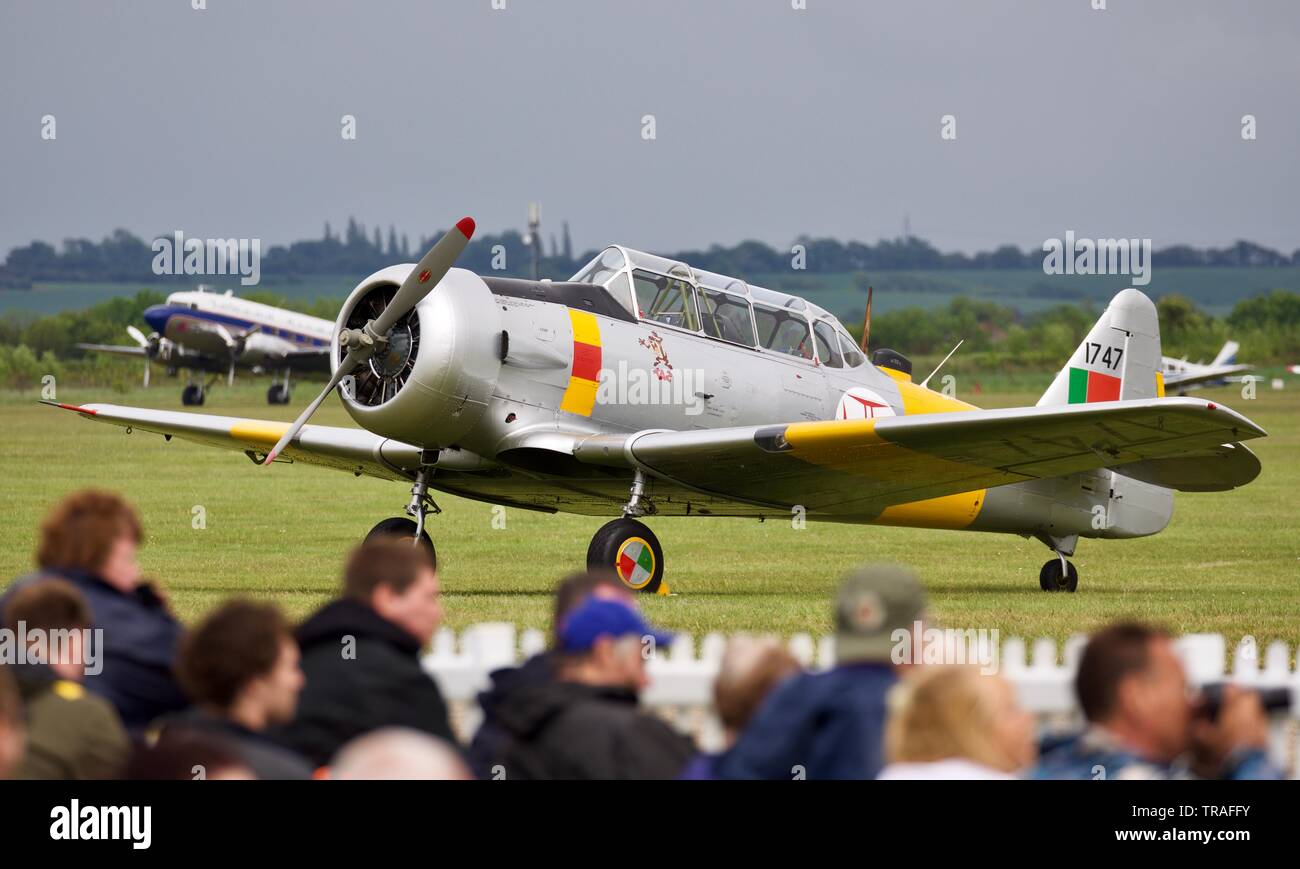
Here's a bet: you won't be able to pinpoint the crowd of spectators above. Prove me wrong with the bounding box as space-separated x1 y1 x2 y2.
0 489 1284 781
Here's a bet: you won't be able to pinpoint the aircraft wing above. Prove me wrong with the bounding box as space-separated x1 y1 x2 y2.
573 397 1267 513
75 342 148 360
1164 364 1253 389
275 347 333 374
42 401 421 482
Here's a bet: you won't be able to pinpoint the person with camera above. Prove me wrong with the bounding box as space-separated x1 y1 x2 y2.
1033 622 1281 780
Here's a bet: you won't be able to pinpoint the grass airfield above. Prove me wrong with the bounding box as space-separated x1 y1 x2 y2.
1 377 1297 646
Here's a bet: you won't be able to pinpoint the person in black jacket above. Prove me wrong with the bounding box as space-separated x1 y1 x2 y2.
468 570 632 778
0 490 186 731
488 596 694 780
159 599 313 780
268 538 453 767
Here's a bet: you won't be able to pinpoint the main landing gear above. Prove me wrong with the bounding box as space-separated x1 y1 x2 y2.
587 470 668 595
1035 532 1079 592
181 382 206 406
365 468 439 567
267 369 292 405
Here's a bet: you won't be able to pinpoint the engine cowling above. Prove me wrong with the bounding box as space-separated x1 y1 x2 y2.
333 265 502 448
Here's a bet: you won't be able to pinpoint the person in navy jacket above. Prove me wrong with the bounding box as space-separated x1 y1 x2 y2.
1 490 186 731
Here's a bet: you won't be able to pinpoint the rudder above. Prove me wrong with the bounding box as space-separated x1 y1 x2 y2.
1037 288 1163 406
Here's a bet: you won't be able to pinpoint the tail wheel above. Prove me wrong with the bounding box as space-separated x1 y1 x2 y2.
365 517 436 569
587 518 664 594
267 384 290 405
182 384 205 406
1039 559 1078 592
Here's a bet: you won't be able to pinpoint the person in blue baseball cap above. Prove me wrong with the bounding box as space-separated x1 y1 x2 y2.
484 591 694 779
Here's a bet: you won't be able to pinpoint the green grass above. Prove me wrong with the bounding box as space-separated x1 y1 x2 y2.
1 379 1297 646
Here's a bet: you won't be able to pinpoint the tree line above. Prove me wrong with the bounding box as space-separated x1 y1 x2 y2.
2 288 1296 392
2 220 1297 288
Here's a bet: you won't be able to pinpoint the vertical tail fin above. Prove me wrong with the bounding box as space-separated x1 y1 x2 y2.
1037 288 1163 406
1212 340 1239 367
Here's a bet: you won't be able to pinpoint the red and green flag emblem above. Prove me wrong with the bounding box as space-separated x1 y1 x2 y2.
1068 367 1121 404
616 538 655 589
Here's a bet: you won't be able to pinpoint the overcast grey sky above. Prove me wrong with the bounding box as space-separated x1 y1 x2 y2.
2 0 1297 258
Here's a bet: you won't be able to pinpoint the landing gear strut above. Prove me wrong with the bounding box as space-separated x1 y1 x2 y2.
181 382 205 406
1038 557 1078 593
1035 532 1078 592
364 468 439 566
587 470 667 594
267 369 291 405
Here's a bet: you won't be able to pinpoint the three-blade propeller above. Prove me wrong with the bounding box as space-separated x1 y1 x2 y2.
260 217 476 465
127 325 153 387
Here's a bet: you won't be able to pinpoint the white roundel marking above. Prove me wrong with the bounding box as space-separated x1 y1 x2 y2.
836 387 896 420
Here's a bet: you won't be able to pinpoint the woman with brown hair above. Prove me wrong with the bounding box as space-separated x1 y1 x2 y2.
1 490 186 730
878 665 1037 780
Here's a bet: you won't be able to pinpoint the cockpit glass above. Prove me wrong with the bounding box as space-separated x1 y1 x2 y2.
813 320 844 368
571 247 626 286
632 269 699 331
838 333 865 367
753 303 813 360
699 289 756 347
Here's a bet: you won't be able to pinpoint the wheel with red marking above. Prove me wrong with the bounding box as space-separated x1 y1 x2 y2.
587 518 664 594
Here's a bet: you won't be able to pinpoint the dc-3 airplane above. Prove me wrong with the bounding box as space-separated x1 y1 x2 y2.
47 218 1267 594
77 287 333 406
1161 341 1254 392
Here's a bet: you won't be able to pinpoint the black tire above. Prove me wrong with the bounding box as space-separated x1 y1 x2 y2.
587 518 664 594
267 384 290 405
182 384 204 406
1039 558 1079 593
365 517 436 568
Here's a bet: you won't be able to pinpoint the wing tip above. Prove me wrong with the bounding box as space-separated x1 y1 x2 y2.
39 400 97 416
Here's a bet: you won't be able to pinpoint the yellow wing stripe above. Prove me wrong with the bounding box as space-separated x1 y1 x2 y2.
783 418 986 529
230 420 290 445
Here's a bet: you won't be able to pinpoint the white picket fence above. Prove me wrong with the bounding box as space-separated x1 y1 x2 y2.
422 624 1300 776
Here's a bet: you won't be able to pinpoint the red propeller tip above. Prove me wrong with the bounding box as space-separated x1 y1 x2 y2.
455 217 476 238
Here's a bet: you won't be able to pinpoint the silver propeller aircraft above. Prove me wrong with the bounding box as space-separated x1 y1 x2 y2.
48 217 1267 594
77 287 333 406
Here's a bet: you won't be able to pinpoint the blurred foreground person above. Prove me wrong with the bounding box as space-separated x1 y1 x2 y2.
126 731 255 780
715 565 926 780
680 635 801 779
1033 622 1280 780
488 596 694 779
332 728 472 780
0 667 23 779
163 600 312 779
3 579 129 779
1 490 185 729
469 570 631 777
878 666 1035 779
270 538 453 766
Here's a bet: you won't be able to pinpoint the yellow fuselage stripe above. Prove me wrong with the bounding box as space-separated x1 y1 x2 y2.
784 378 988 530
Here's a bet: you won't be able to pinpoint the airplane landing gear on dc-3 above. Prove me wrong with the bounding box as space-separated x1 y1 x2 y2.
587 470 668 595
365 467 439 567
1035 532 1078 592
267 370 292 405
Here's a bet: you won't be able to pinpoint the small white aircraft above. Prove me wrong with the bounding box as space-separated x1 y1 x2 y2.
49 218 1266 594
78 287 333 405
1161 341 1253 392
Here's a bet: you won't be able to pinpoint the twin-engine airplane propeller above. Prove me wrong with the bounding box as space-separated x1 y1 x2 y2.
47 217 1267 594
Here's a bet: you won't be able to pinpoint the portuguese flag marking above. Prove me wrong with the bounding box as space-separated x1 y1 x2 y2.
1067 367 1121 404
